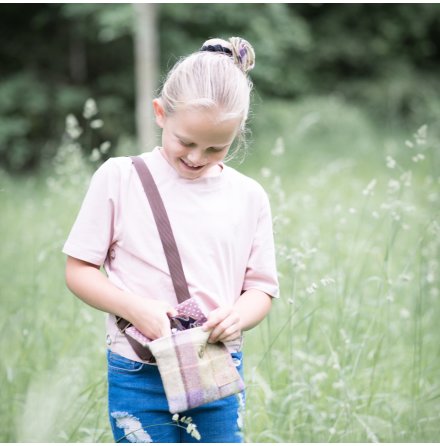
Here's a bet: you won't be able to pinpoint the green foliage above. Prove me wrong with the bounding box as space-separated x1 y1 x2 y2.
242 101 440 442
0 4 439 172
0 73 50 170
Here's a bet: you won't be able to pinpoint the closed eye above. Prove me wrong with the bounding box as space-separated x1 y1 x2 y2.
179 140 194 147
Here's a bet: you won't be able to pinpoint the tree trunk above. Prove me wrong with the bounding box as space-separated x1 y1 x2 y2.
133 3 159 153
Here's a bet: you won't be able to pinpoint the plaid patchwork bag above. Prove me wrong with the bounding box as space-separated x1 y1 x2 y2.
148 327 244 414
115 156 244 412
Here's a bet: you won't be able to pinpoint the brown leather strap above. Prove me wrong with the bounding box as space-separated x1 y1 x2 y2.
131 155 191 303
115 155 191 361
115 316 155 361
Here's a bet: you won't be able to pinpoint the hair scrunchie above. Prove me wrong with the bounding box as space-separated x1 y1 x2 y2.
200 37 255 74
228 37 255 74
200 44 233 57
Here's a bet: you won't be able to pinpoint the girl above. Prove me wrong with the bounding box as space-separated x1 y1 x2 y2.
63 37 279 443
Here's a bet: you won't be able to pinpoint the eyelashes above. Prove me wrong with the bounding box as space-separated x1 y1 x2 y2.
178 140 225 152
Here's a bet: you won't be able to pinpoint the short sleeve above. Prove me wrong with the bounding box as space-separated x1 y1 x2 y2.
242 190 280 299
62 159 119 266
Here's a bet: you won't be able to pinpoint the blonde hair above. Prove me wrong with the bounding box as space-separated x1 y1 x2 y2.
158 37 256 160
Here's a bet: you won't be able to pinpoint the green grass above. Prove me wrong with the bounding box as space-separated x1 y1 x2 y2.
1 96 439 442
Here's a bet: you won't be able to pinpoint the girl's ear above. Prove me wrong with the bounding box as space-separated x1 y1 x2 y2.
152 98 166 128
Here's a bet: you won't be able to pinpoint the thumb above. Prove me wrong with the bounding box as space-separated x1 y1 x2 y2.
166 306 178 318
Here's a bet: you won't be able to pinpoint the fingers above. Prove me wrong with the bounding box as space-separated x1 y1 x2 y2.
166 306 179 318
203 307 241 343
134 301 177 340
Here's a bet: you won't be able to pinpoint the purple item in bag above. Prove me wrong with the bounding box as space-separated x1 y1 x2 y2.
125 298 207 347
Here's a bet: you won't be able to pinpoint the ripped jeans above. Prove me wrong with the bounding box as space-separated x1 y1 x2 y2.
107 350 245 443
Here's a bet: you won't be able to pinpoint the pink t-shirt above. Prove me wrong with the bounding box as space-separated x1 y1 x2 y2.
63 147 279 361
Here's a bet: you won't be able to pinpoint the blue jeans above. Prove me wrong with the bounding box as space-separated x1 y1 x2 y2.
107 350 245 443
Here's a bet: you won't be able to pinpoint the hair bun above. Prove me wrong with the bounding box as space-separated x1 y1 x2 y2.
228 37 255 74
201 37 255 74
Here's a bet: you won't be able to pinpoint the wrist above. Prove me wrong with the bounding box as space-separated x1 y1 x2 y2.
118 292 145 323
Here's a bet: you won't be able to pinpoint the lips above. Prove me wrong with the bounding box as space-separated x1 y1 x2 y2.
180 158 205 171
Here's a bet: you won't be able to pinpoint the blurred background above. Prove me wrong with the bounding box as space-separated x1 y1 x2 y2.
1 3 440 443
1 3 440 172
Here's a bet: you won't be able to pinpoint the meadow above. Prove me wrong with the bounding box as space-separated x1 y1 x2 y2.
1 96 439 442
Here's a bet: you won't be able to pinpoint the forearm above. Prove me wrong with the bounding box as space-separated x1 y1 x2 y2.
65 256 142 321
234 288 272 332
65 256 177 339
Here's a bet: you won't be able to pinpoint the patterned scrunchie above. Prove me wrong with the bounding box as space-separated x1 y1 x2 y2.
200 37 255 74
228 37 255 74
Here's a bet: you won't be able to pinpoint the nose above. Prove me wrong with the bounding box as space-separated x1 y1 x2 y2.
187 149 206 166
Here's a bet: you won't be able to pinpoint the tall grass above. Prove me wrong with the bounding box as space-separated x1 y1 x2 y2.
1 96 439 442
242 99 440 442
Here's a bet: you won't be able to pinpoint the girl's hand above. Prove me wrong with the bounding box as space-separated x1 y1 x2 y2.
202 306 242 343
128 297 178 340
64 256 179 340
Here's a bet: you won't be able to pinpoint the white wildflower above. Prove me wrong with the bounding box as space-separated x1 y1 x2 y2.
100 141 111 154
329 427 337 435
191 430 201 441
412 153 425 162
391 211 401 221
387 179 400 194
385 294 394 302
271 137 285 156
405 140 414 148
362 179 377 196
172 414 179 422
414 124 427 145
349 207 357 214
261 167 271 178
89 148 101 162
83 98 98 119
400 308 410 319
306 283 319 294
66 114 82 139
311 372 328 383
386 156 396 168
320 277 335 287
90 119 104 129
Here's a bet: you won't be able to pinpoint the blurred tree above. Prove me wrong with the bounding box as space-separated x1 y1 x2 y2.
0 3 439 172
133 3 159 153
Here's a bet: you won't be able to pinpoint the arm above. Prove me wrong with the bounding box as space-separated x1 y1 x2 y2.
202 289 272 343
65 255 177 339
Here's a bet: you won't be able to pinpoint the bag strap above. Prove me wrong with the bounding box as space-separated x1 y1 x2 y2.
130 155 191 303
115 155 191 361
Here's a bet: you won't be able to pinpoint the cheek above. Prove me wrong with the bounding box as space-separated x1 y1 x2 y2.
212 149 229 161
164 134 184 154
